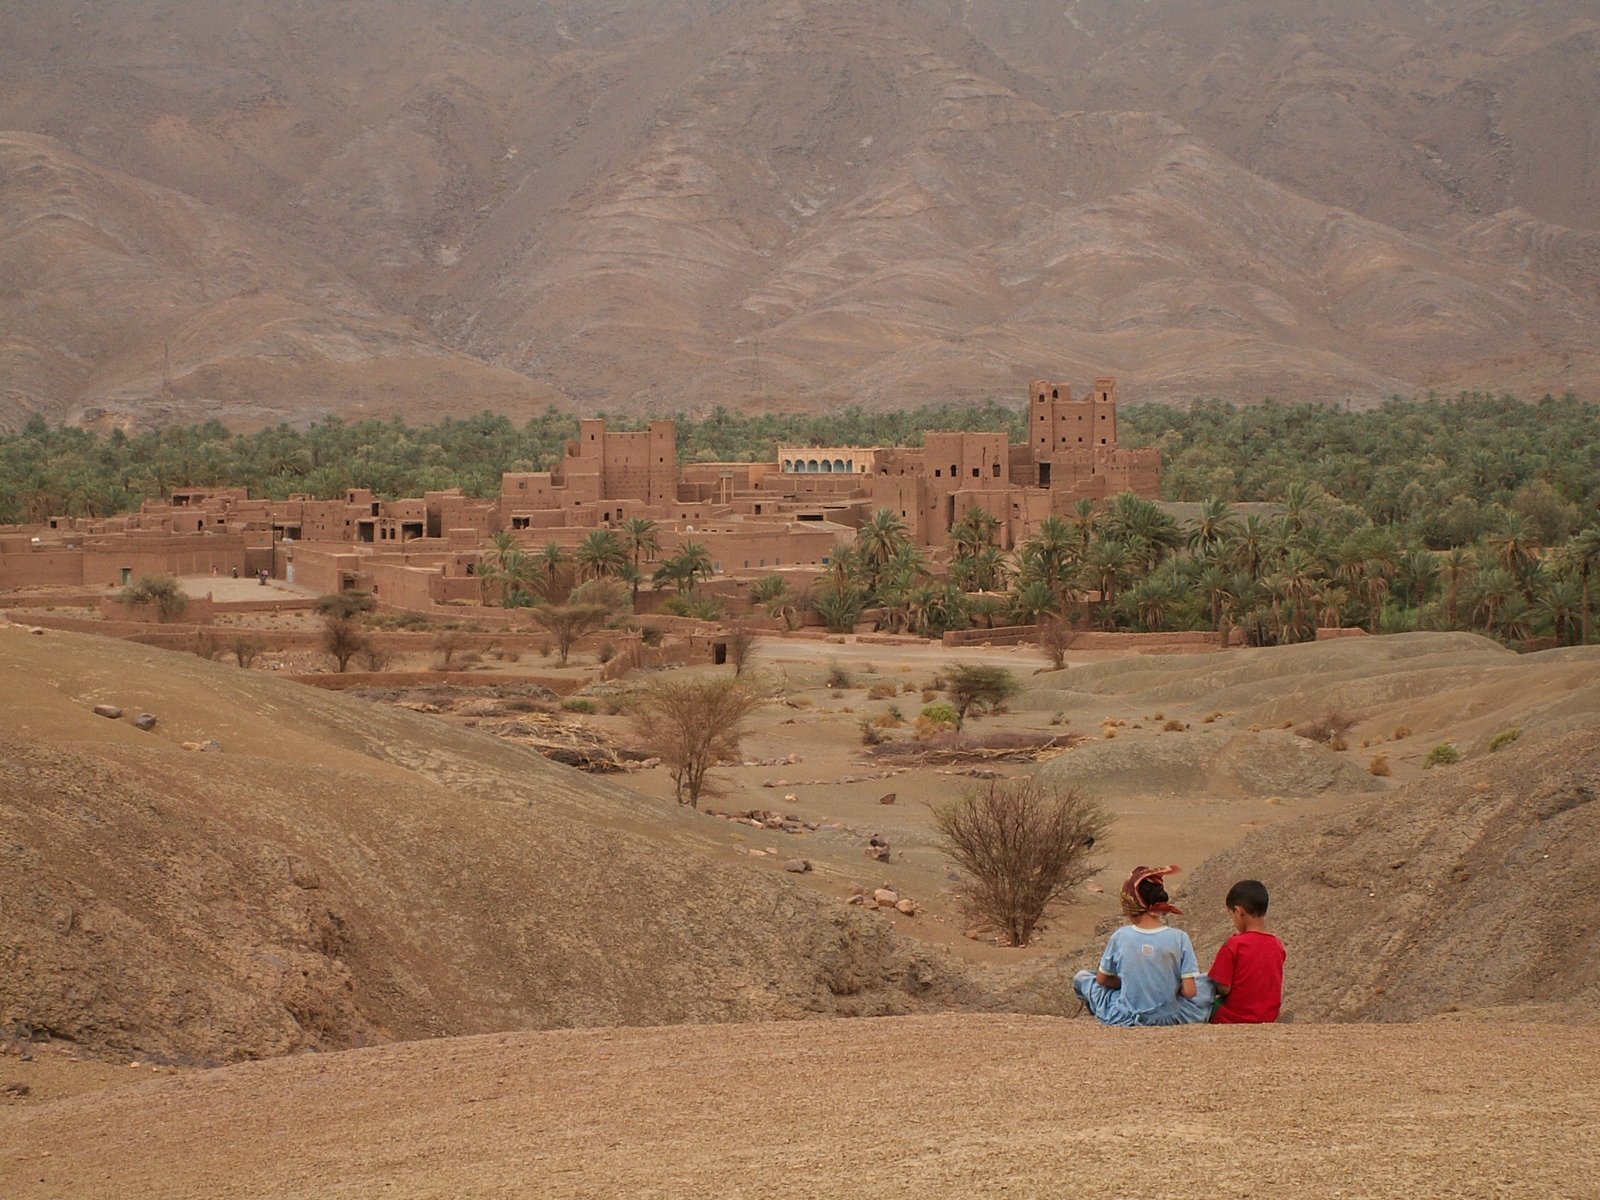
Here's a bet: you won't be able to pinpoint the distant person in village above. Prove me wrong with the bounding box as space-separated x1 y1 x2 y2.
1206 880 1285 1024
1073 865 1213 1027
258 568 268 585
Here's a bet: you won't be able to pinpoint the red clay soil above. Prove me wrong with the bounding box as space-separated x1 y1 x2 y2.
4 1014 1598 1199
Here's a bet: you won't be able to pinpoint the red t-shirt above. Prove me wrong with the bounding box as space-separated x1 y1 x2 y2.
1208 930 1285 1024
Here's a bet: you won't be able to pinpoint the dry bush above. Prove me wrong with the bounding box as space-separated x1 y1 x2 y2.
596 641 617 664
1393 725 1413 740
825 661 853 689
1368 754 1391 777
726 623 759 677
871 712 903 729
322 613 369 673
631 676 767 807
358 644 392 673
859 718 887 746
902 681 919 694
1296 711 1360 746
921 687 939 703
787 694 813 708
1202 710 1221 723
532 603 608 666
933 777 1108 948
867 682 898 700
191 630 223 661
1037 616 1072 671
1163 719 1185 732
231 636 264 669
121 573 188 622
433 631 467 670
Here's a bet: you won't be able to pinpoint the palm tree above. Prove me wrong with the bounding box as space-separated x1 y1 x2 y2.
654 541 714 595
1439 547 1475 629
1563 528 1600 644
1086 539 1133 625
478 530 521 606
620 516 660 573
856 508 911 596
1187 497 1241 560
950 506 1000 557
576 529 629 581
1536 576 1584 646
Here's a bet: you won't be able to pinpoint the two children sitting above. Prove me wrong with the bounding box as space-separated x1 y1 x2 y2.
1073 866 1284 1027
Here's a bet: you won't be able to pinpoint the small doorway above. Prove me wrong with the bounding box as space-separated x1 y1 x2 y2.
120 567 132 586
1039 462 1052 487
713 642 728 666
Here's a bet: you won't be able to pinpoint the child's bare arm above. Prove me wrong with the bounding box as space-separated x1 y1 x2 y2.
1096 970 1120 989
1180 976 1197 999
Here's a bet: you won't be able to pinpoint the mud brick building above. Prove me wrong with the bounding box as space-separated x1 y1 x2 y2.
2 376 1160 608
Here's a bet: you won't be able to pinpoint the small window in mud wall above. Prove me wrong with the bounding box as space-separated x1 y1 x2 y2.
950 464 958 478
992 463 1001 477
971 467 980 478
935 469 942 477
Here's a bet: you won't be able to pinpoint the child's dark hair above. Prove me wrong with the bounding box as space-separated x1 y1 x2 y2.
1225 879 1269 917
1137 877 1170 907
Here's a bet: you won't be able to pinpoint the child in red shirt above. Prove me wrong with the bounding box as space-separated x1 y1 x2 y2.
1208 879 1285 1024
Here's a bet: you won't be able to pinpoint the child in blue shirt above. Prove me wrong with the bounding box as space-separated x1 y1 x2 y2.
1073 864 1215 1027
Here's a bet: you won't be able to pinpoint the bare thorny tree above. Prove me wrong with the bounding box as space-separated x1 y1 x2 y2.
933 777 1108 947
630 675 767 807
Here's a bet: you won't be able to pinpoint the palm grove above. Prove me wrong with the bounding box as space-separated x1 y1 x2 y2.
4 392 1597 647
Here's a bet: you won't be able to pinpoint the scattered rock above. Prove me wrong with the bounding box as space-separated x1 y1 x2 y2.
782 859 811 873
180 741 201 752
846 883 866 896
895 899 917 915
866 835 891 862
132 713 157 732
845 893 864 905
862 898 880 910
878 792 896 805
92 704 123 719
198 740 223 753
28 627 44 635
2 1082 29 1097
783 793 798 804
873 888 899 906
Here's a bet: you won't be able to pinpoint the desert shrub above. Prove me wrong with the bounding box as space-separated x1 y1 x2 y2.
1296 710 1359 745
1368 754 1391 777
859 718 887 746
630 676 767 807
726 623 759 677
921 687 939 703
1037 616 1072 671
867 682 897 700
886 703 903 721
1423 742 1461 769
191 630 223 661
231 636 264 668
1393 725 1413 740
639 624 664 647
826 661 852 689
920 701 959 728
596 642 617 665
787 694 813 708
120 573 187 622
562 698 597 714
945 663 1020 730
315 591 376 620
433 630 467 670
532 603 608 665
358 644 392 672
1163 719 1185 732
322 612 369 673
662 593 726 621
933 777 1109 948
871 711 902 729
538 640 552 656
384 610 429 631
902 681 918 694
1488 727 1522 752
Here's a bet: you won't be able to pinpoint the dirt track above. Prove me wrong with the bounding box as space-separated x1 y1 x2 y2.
5 1014 1597 1199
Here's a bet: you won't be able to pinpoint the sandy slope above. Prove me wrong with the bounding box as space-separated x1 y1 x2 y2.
4 1014 1598 1199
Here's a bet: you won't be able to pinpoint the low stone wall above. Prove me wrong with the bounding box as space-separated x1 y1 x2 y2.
942 625 1038 647
288 671 586 694
1314 626 1369 641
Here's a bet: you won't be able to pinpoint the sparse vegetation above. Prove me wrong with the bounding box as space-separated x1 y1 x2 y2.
726 623 759 677
1296 710 1360 747
1424 743 1462 769
322 612 369 673
532 603 608 666
562 698 597 714
433 630 468 670
858 718 887 746
1488 727 1522 752
1037 616 1072 670
315 591 376 620
825 662 853 689
944 663 1020 731
231 636 264 668
1368 754 1391 777
630 676 767 807
119 573 187 622
867 681 898 700
932 777 1108 948
358 644 392 673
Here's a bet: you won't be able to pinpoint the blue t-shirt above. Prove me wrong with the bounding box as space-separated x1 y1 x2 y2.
1098 924 1200 1016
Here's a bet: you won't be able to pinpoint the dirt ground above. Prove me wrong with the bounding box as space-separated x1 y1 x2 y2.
5 1014 1598 1199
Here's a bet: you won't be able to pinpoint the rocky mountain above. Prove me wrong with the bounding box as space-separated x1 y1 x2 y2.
1 0 1595 427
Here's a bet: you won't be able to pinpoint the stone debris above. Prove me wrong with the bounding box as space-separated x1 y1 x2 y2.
873 888 899 906
92 704 123 719
845 885 920 917
133 713 157 731
878 792 896 805
1 1082 29 1098
866 834 892 862
180 741 201 752
198 740 223 753
706 808 821 835
782 859 811 873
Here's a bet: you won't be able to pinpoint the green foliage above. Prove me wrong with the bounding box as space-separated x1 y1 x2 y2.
314 591 376 619
561 698 597 714
120 573 188 621
1488 728 1522 752
943 663 1020 729
660 592 725 621
1423 742 1462 769
919 702 960 728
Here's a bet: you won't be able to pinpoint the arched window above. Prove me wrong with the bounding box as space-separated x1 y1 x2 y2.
782 459 793 472
807 459 819 473
821 460 834 473
834 459 846 473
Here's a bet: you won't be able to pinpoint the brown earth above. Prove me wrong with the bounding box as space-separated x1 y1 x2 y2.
0 625 967 1063
2 1 1598 427
3 1015 1599 1199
